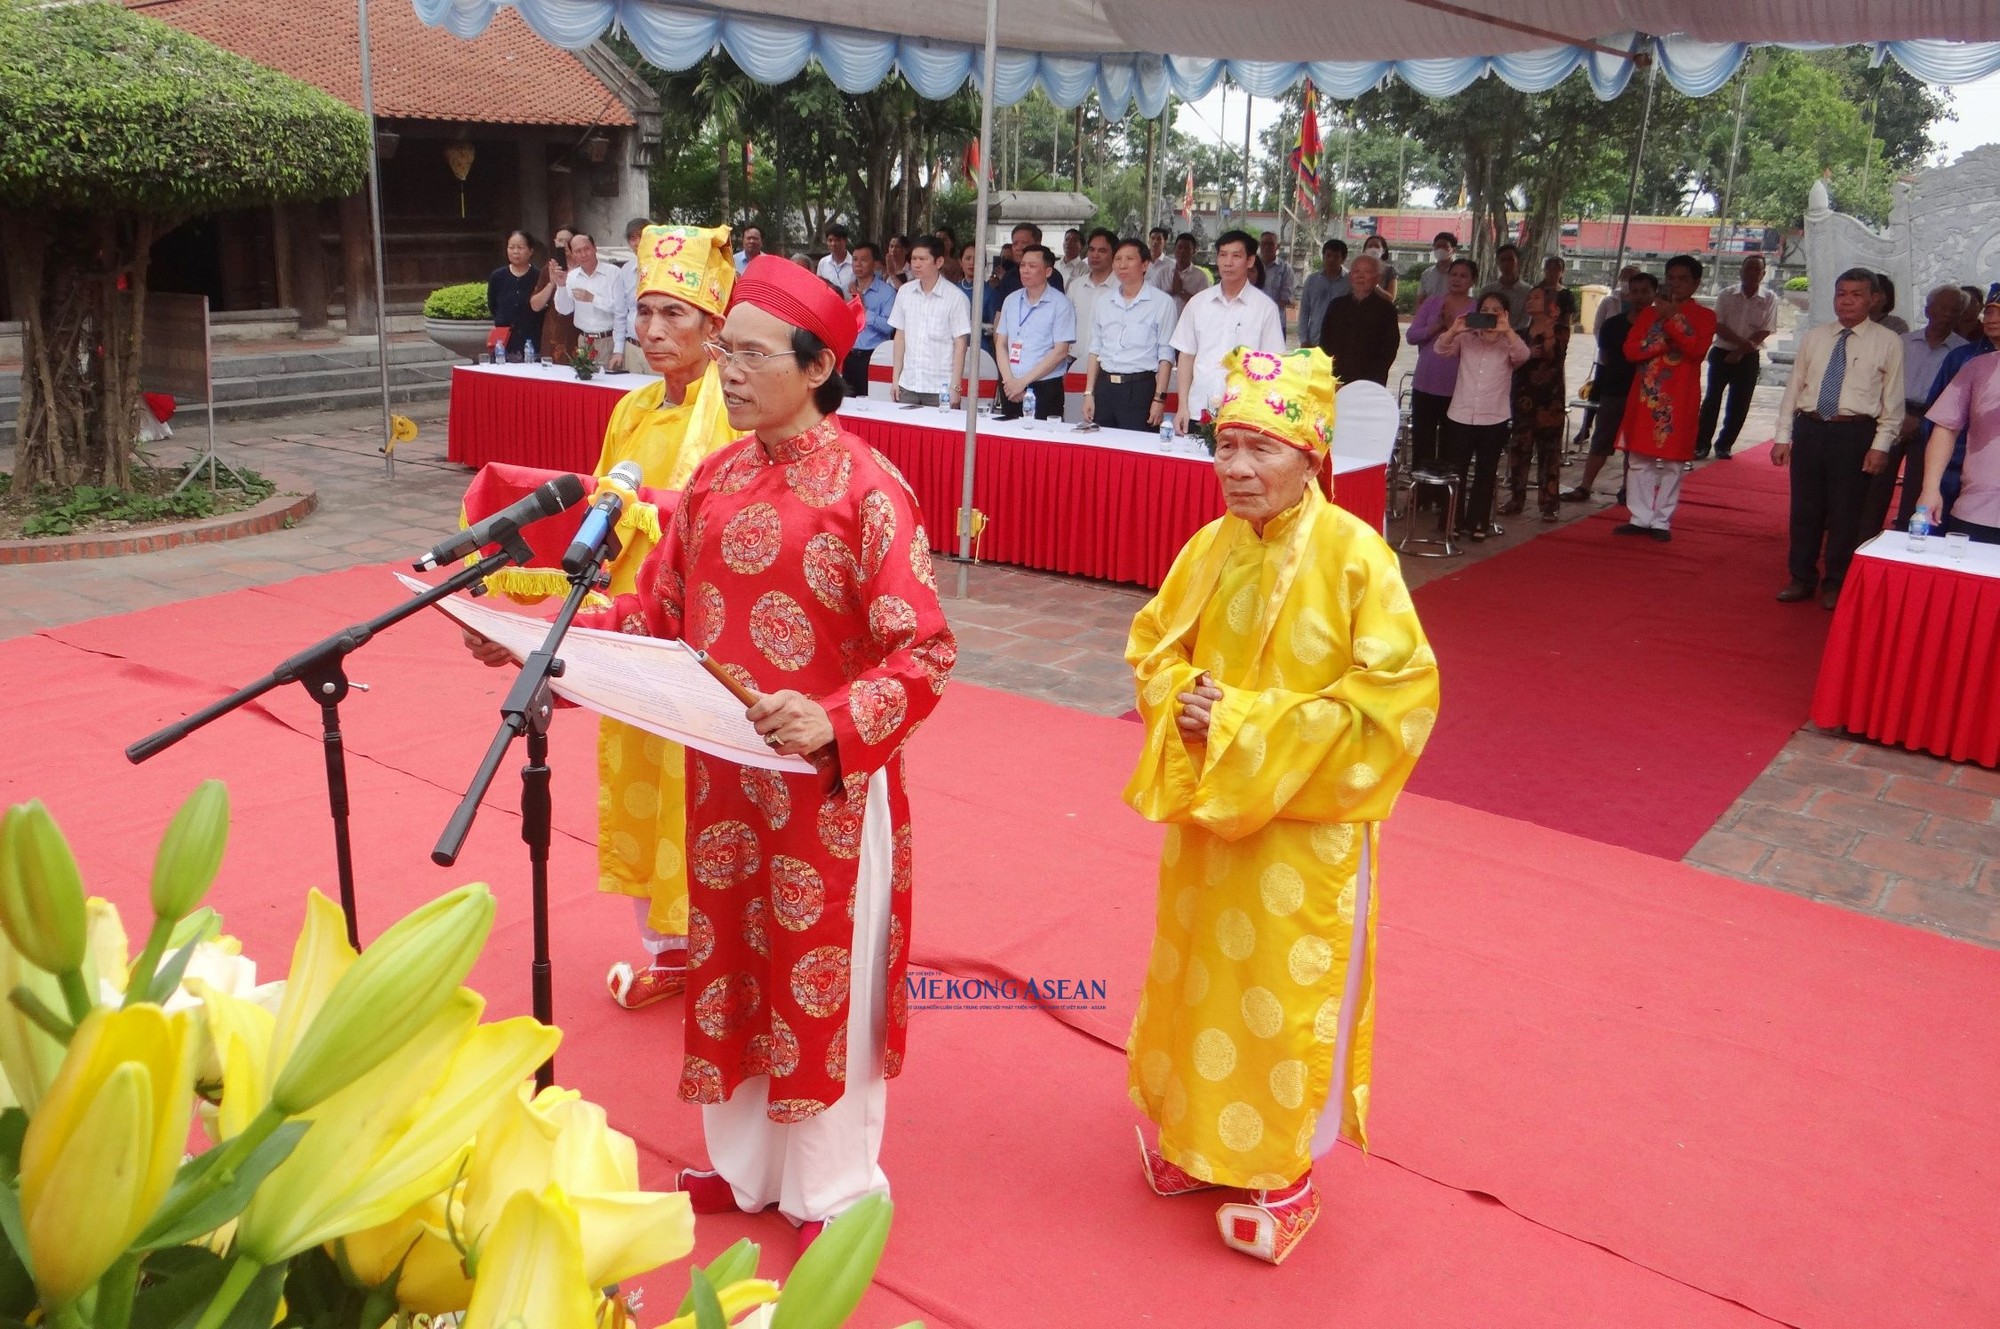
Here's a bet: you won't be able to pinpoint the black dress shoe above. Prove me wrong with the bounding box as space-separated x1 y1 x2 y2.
1647 527 1672 542
1775 581 1815 603
1820 584 1841 610
1612 522 1646 536
1714 448 1733 460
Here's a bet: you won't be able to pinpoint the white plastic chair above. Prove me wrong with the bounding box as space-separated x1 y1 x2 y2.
1331 380 1398 464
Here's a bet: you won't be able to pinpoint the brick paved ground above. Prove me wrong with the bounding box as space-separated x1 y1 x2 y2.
4 372 1994 948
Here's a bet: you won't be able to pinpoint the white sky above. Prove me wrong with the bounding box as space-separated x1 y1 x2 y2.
1181 68 2000 195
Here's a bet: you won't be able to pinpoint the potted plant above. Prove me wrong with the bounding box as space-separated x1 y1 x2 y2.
423 282 495 359
1782 274 1810 312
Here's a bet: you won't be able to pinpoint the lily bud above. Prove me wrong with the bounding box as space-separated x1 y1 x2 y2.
19 1005 194 1306
269 883 495 1115
0 801 88 975
150 781 230 922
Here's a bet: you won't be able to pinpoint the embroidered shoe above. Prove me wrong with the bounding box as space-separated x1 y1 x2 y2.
1136 1127 1219 1197
1216 1180 1320 1265
607 960 686 1009
677 1168 745 1215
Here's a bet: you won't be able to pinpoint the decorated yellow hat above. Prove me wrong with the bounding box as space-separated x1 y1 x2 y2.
637 223 734 314
1214 346 1337 456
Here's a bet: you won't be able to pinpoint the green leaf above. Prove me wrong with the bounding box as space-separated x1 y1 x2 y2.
688 1265 727 1329
213 1262 285 1329
674 1238 760 1318
128 1248 226 1329
0 1110 26 1185
0 1186 31 1288
135 1120 310 1250
142 935 204 1005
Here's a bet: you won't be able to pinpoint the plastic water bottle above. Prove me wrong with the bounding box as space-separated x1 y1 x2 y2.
1159 419 1176 451
522 338 536 367
1908 505 1931 552
940 378 953 413
1022 388 1037 427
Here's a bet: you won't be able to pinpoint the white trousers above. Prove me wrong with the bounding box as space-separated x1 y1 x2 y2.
1626 456 1684 530
630 896 686 959
703 769 893 1223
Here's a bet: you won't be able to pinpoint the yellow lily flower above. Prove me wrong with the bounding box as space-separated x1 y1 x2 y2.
18 1005 194 1306
230 986 558 1264
267 884 494 1116
461 1084 694 1288
0 909 65 1111
340 1190 476 1317
657 1278 782 1329
461 1185 596 1329
84 896 130 1005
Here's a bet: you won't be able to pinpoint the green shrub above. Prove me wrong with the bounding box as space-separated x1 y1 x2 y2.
1785 276 1809 292
1394 281 1420 316
424 283 490 320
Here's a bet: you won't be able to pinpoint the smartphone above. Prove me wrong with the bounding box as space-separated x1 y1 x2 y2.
1464 312 1498 330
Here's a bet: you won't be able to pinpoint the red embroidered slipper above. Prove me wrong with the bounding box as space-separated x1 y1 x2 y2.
1135 1127 1220 1197
1216 1179 1320 1265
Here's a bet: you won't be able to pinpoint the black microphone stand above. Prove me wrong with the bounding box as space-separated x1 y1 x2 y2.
432 528 620 1090
126 533 536 950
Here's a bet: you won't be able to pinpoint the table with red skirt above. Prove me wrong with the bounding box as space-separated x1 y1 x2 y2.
1810 531 2000 768
446 363 1389 591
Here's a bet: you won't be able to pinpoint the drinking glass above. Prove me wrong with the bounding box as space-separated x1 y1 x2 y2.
1946 531 1971 562
539 356 553 369
476 352 491 365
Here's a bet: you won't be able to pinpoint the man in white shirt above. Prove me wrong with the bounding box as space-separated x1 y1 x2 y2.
1056 228 1090 287
1163 232 1212 314
554 232 629 370
1170 228 1285 434
1066 228 1118 358
1483 243 1532 331
1772 268 1906 609
1083 237 1177 432
1864 283 1970 532
1417 231 1457 301
734 224 764 274
888 237 971 406
816 224 855 293
1257 230 1296 329
1146 226 1175 295
1592 265 1642 335
614 215 652 372
1695 254 1779 459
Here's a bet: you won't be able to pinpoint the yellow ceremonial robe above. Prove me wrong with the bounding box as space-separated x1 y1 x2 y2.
590 371 733 935
1123 484 1439 1189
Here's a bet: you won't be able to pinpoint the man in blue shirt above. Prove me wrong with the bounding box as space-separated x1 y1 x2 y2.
1083 237 1177 432
994 244 1076 421
840 241 898 397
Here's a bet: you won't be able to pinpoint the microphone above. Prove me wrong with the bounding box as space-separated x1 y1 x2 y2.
562 460 644 576
415 472 586 571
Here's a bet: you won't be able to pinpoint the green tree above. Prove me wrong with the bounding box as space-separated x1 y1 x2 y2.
0 0 369 493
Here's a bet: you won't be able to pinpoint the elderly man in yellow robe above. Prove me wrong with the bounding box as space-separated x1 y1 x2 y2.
465 223 737 1010
1123 346 1440 1266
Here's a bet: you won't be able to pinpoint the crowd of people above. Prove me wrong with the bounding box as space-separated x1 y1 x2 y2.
488 216 2000 602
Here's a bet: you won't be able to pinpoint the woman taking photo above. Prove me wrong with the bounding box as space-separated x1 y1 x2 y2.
1435 291 1531 540
487 230 552 360
1502 284 1570 520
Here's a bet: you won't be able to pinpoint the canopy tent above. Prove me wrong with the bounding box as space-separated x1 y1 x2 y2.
411 0 2000 109
399 0 2000 557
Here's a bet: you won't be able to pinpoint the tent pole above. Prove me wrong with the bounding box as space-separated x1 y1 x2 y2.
957 0 999 577
358 0 396 481
1610 49 1657 282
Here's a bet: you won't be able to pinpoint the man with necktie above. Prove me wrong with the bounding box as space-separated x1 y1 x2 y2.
1771 268 1906 609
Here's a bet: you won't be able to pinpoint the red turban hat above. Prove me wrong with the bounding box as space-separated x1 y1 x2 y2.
728 253 864 361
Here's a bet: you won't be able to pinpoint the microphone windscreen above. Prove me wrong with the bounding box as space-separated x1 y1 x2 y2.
545 471 588 511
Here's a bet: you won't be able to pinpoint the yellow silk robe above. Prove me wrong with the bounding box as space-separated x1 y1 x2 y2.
1124 483 1439 1189
589 370 733 934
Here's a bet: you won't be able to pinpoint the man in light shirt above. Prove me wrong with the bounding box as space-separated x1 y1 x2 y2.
1146 226 1175 294
1171 228 1286 433
1417 231 1457 301
1772 268 1906 609
734 224 764 273
1066 228 1118 358
1083 237 1177 432
1297 239 1350 347
554 232 630 370
841 241 898 397
1592 265 1643 334
1483 243 1532 331
888 237 972 406
1057 228 1090 287
614 215 652 372
1163 232 1212 313
1863 284 1969 533
993 244 1077 421
1257 230 1296 328
816 223 855 293
1692 254 1777 460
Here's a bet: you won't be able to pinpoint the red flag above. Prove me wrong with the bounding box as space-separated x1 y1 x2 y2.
1290 84 1322 218
1179 165 1195 220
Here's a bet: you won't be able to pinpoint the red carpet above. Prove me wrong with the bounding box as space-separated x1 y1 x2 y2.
1407 443 1833 860
6 568 1998 1327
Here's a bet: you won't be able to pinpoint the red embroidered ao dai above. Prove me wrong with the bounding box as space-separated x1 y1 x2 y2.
605 414 956 1123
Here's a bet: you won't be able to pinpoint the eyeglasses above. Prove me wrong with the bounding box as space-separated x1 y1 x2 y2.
704 340 790 371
